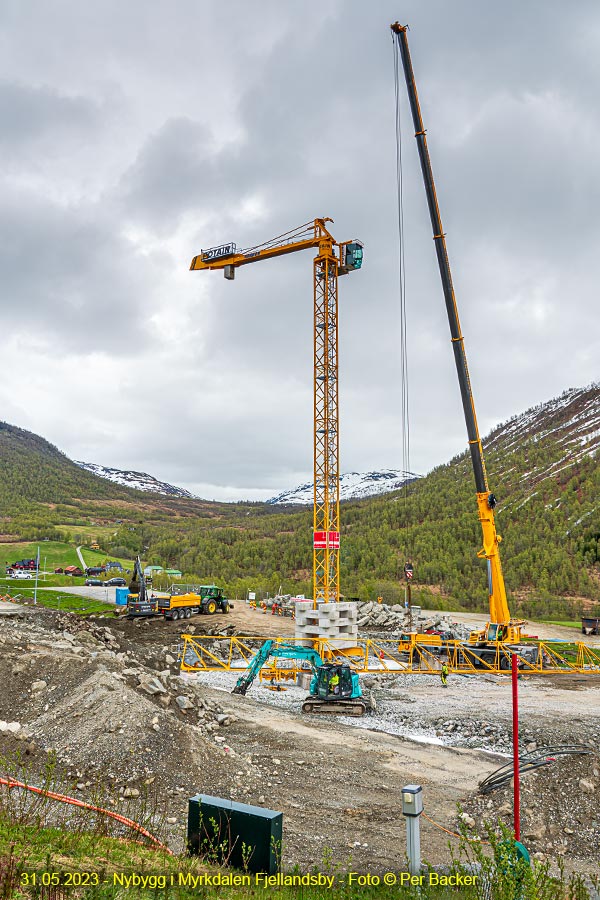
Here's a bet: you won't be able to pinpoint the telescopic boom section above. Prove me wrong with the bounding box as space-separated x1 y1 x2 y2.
391 24 513 633
190 218 363 608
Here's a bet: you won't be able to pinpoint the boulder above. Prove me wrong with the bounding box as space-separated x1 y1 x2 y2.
175 695 195 710
138 676 167 696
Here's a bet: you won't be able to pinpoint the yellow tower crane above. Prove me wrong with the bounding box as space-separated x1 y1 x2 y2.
190 218 363 606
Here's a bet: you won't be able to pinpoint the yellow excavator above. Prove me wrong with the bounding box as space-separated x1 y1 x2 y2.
391 24 525 649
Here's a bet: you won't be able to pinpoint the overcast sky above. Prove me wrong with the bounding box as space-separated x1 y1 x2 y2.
0 1 598 500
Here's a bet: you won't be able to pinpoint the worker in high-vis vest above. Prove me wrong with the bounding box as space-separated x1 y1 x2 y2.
329 671 340 695
441 662 449 688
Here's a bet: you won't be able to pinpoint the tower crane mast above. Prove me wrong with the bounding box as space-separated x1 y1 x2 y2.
391 24 522 643
190 218 363 607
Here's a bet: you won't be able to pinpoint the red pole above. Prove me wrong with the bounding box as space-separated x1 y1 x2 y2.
511 652 521 841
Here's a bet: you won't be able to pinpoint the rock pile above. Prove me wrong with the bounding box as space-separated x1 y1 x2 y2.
461 750 600 861
355 601 472 639
0 607 261 848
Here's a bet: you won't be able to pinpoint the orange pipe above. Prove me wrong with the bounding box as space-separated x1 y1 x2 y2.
0 776 172 854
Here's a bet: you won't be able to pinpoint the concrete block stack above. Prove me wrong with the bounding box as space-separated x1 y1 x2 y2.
294 600 358 649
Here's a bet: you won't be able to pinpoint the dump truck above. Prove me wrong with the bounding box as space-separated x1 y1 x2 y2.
158 584 231 620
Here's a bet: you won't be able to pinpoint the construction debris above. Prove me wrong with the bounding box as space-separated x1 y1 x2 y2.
355 601 472 639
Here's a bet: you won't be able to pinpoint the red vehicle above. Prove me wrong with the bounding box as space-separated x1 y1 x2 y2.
11 559 37 570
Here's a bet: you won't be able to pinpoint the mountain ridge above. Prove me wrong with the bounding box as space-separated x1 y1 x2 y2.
266 469 420 505
75 461 194 499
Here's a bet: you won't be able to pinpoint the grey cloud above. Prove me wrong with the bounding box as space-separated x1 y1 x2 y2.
0 82 96 148
0 192 162 352
0 0 599 498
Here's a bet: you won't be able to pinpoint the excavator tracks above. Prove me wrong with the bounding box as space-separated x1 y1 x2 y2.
301 698 367 717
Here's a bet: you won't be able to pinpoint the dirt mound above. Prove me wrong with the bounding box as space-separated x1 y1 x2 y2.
0 606 261 850
462 751 600 861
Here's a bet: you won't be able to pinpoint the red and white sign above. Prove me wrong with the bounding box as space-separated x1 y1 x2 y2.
328 531 340 549
313 531 327 549
313 531 340 549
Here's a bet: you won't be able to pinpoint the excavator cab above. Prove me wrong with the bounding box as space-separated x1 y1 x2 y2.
314 664 354 700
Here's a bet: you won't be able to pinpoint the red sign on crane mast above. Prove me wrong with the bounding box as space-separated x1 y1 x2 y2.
313 532 340 549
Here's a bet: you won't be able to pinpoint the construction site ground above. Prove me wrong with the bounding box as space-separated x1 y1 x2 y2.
2 597 599 878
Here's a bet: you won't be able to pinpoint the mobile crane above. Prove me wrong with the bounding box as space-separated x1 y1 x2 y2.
391 24 524 648
190 219 363 607
232 639 371 716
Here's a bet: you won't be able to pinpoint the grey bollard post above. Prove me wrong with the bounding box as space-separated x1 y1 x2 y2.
402 784 423 876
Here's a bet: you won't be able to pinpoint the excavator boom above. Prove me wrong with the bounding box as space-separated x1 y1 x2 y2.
232 641 323 695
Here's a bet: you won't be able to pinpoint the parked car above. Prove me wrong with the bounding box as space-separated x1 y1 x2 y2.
12 571 33 579
105 577 127 587
85 578 104 587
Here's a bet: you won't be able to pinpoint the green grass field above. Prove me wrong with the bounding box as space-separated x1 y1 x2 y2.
0 539 133 575
0 540 80 571
0 587 114 616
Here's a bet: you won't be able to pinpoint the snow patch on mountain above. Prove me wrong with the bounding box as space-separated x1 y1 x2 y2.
267 470 420 505
75 461 194 498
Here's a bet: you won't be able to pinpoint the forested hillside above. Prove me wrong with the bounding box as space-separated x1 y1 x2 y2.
0 422 237 542
98 385 600 612
0 385 598 613
0 422 144 507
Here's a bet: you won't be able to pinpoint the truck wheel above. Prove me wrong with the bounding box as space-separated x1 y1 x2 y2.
206 600 217 615
171 609 179 621
184 608 191 619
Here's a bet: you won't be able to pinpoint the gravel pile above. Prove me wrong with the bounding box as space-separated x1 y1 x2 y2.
0 608 262 849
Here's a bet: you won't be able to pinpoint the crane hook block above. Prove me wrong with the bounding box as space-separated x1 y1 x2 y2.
224 265 235 281
487 493 497 509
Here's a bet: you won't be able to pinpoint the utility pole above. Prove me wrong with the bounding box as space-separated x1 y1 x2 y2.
404 561 414 630
33 546 40 606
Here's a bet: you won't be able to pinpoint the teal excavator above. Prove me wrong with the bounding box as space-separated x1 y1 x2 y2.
232 640 371 716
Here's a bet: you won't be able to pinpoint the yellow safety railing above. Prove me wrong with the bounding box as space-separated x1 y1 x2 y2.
178 634 600 677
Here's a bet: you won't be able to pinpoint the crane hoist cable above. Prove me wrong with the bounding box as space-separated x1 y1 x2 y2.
393 30 413 568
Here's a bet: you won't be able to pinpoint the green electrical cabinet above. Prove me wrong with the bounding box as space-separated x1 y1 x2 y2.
188 794 283 875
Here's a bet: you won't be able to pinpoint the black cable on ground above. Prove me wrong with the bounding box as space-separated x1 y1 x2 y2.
479 744 592 794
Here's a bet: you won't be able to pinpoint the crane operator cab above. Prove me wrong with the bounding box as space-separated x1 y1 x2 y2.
339 241 364 274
